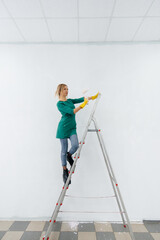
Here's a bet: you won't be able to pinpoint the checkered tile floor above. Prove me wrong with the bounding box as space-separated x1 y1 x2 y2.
0 221 160 240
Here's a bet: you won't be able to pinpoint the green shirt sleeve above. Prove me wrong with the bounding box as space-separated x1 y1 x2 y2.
57 102 74 115
70 97 84 104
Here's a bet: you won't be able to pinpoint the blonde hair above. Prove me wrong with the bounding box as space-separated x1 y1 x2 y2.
55 84 67 98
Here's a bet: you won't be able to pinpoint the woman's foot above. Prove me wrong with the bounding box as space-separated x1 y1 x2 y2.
67 152 74 167
63 168 71 185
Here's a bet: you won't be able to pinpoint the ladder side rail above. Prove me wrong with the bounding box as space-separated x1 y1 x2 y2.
42 95 101 240
92 118 126 225
93 117 135 240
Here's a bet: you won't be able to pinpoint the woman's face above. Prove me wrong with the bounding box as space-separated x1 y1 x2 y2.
61 85 68 97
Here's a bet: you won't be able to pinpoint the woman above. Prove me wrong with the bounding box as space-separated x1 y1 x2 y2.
55 84 99 185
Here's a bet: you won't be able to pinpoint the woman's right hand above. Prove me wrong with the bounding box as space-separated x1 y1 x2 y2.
80 97 89 108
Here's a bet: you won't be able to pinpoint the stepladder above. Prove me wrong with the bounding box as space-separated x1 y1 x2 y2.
42 93 135 240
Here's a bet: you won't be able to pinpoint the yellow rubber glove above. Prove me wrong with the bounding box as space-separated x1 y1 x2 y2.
91 92 99 100
80 98 88 108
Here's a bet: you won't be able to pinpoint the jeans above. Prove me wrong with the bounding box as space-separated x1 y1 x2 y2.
60 134 79 166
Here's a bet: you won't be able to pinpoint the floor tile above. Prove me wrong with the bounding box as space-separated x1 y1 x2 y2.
0 232 6 239
94 221 113 232
151 233 160 240
59 231 78 240
40 231 59 240
143 222 160 233
114 232 132 240
20 231 42 240
78 232 96 240
96 232 116 240
1 231 23 240
61 222 78 231
9 221 30 231
26 221 45 231
43 221 62 231
78 222 95 232
111 223 129 232
131 223 148 232
0 221 14 231
134 232 155 240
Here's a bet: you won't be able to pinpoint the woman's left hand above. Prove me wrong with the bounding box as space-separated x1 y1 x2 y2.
91 92 99 100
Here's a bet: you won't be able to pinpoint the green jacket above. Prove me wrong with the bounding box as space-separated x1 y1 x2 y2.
56 97 84 139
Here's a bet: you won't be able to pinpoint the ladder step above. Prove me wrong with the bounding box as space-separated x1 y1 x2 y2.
65 194 115 199
59 210 125 214
88 129 99 132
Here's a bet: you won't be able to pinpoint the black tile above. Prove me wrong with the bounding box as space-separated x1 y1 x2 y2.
96 232 116 240
0 231 6 240
20 231 42 240
134 232 155 240
78 222 95 232
59 231 78 240
9 221 30 231
143 220 160 224
143 221 160 233
111 223 129 232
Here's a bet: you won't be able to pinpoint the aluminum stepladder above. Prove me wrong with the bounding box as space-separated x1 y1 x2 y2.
42 93 135 240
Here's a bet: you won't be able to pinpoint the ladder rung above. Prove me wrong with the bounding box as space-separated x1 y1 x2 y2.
88 129 99 132
65 194 115 199
59 210 125 214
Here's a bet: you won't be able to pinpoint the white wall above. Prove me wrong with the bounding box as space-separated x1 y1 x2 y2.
0 43 160 222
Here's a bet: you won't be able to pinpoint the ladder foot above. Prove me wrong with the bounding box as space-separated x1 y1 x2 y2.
43 237 49 240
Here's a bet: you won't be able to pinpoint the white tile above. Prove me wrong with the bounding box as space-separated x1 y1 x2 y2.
107 18 142 41
15 19 51 41
4 0 43 18
79 18 110 41
134 17 160 41
0 19 24 41
0 1 11 18
78 232 96 240
131 223 148 232
79 0 115 17
26 221 45 231
61 222 78 231
113 0 153 17
1 231 23 240
114 232 132 240
151 233 160 240
47 19 78 42
41 0 78 18
94 222 113 232
147 0 160 16
0 221 14 231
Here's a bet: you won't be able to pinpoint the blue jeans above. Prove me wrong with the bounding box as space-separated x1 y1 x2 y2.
60 134 79 166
